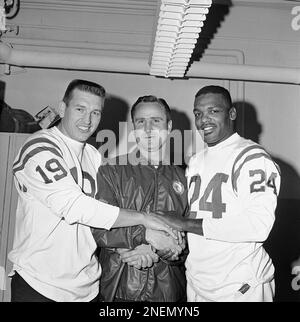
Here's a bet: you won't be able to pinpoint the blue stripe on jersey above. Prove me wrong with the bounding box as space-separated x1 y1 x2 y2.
13 137 62 168
231 145 280 189
13 146 63 174
232 145 266 175
231 145 266 190
232 152 273 192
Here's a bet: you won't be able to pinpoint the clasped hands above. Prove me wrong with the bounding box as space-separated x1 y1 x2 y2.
116 228 186 270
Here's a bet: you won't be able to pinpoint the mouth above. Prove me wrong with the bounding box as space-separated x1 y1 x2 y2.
139 135 160 147
141 134 157 140
201 124 215 135
77 126 91 133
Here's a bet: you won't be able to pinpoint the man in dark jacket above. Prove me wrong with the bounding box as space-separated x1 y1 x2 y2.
92 95 188 302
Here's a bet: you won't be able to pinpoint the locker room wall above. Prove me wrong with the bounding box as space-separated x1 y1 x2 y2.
0 133 29 302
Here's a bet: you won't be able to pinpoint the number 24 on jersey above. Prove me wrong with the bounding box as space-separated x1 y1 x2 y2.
189 170 278 219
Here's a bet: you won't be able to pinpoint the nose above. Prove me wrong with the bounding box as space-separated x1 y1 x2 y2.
201 112 211 123
144 120 153 134
82 112 92 125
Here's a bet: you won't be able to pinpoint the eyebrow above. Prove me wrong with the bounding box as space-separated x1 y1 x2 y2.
134 116 164 120
193 105 224 111
76 103 101 109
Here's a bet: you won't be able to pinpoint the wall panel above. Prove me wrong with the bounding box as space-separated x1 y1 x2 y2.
0 133 29 302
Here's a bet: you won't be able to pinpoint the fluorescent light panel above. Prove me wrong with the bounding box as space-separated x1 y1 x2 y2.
150 0 212 78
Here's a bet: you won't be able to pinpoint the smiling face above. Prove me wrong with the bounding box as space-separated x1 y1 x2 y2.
58 88 103 142
133 101 172 153
193 92 236 146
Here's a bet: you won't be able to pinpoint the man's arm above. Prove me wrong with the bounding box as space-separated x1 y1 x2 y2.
159 155 281 242
197 155 280 242
92 166 148 249
14 148 178 237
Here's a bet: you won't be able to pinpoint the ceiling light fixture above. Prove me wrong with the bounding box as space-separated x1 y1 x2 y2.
149 0 212 78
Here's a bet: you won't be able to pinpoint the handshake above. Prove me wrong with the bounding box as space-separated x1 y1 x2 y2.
117 228 186 270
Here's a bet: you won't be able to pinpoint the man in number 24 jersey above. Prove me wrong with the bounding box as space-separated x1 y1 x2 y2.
160 85 281 302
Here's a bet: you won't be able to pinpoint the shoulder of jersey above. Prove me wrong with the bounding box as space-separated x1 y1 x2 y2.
13 128 63 175
185 151 204 178
231 137 280 192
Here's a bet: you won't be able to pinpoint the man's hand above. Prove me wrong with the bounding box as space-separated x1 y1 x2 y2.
157 236 187 261
145 229 184 259
117 244 159 269
150 213 204 236
112 209 184 239
143 212 182 240
113 210 186 239
157 249 179 261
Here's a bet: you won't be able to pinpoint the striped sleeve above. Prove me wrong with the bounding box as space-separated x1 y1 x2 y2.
203 144 281 242
13 137 63 175
231 144 281 195
13 134 119 230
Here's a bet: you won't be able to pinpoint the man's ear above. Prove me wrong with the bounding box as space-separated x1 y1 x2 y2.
229 107 237 121
167 120 172 134
58 101 66 118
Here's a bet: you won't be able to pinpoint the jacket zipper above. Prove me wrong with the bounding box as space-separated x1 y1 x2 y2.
143 166 158 301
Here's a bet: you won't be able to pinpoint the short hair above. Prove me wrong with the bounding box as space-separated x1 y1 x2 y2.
131 95 171 122
195 85 232 109
62 79 106 106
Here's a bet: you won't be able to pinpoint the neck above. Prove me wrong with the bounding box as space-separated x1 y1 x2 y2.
207 131 236 147
139 146 167 165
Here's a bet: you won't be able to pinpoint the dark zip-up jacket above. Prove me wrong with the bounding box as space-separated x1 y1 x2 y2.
92 152 188 302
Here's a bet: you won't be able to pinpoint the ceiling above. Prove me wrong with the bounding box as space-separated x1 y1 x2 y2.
1 0 295 57
0 0 299 82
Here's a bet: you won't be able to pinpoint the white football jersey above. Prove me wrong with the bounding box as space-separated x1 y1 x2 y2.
185 133 281 301
9 126 119 301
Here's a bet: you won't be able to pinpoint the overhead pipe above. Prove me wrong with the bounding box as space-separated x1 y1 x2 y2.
0 42 150 74
0 42 299 85
187 62 300 85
